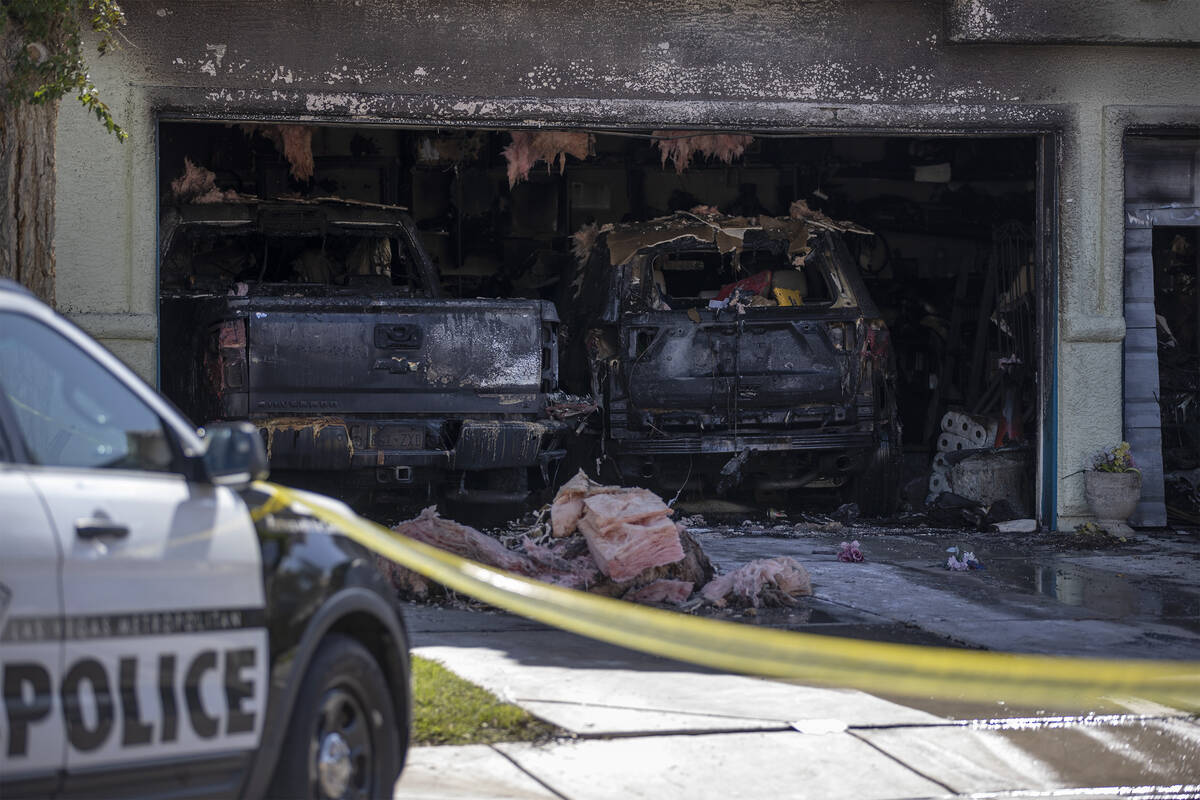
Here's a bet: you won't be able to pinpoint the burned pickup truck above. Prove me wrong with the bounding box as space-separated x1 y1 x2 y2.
160 198 564 506
563 207 899 514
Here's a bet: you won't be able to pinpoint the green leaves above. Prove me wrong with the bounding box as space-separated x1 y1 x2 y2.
4 0 127 141
76 73 126 139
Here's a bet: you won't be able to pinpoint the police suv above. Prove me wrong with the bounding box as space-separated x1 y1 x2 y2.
0 280 411 799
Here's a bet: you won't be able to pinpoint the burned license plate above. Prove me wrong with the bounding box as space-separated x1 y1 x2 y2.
375 426 424 450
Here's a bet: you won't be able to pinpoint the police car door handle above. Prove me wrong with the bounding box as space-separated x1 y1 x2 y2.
75 518 130 539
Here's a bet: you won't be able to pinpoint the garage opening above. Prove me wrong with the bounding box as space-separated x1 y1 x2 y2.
1152 226 1199 524
157 121 1043 522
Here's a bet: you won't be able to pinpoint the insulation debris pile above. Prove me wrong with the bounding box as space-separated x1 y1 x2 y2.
379 473 711 606
699 556 812 609
552 471 685 582
377 473 818 611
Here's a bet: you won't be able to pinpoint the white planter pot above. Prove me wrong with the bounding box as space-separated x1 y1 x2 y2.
1084 470 1142 535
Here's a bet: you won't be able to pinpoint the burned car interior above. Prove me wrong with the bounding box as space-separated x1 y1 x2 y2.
624 234 836 311
158 121 1050 523
160 200 439 295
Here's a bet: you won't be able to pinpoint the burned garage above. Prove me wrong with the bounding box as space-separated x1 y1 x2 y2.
12 5 1200 792
46 0 1200 534
153 122 1042 519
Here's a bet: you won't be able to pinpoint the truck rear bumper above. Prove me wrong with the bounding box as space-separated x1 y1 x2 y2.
609 430 874 456
256 416 566 473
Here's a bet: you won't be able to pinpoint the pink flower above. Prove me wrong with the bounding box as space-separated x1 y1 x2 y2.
837 540 864 563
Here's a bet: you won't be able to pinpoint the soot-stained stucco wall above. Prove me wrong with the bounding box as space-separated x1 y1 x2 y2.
52 0 1200 526
101 0 1197 113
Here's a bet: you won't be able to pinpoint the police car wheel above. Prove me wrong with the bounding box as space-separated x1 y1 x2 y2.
269 634 401 800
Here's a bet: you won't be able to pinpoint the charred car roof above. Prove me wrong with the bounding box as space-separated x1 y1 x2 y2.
163 197 417 237
589 207 872 267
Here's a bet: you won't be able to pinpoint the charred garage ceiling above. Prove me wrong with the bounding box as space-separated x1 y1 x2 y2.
157 121 1042 521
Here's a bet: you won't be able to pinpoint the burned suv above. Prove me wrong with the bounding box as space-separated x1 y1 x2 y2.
563 209 899 514
160 198 565 507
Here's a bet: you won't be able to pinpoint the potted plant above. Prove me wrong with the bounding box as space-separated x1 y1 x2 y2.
1083 442 1141 536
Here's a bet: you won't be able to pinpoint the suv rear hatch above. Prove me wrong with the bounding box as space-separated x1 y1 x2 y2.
616 231 870 428
622 309 850 413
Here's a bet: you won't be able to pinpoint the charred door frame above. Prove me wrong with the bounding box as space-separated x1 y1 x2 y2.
1036 134 1059 528
1122 203 1200 527
1109 110 1200 531
155 98 1064 524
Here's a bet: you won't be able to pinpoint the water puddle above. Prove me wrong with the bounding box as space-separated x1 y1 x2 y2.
990 560 1200 619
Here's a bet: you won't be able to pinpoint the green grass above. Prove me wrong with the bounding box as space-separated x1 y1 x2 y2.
411 656 563 746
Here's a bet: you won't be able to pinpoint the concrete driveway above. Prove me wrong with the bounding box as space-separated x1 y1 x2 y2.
393 525 1200 799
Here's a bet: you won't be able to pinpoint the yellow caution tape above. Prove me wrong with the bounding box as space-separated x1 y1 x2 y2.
259 483 1200 712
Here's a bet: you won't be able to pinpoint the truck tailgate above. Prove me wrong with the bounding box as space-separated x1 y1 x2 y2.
243 297 554 415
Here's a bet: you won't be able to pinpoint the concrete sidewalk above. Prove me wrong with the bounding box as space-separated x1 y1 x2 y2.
393 527 1200 798
394 611 1199 799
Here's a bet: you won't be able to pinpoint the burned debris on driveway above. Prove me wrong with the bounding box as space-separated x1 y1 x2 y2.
377 473 817 611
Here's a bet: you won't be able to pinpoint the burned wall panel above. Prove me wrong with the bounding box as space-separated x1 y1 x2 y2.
947 0 1200 46
118 0 1190 122
1123 136 1200 527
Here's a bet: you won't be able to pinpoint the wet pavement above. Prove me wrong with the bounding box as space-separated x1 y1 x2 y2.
688 520 1200 659
394 521 1200 798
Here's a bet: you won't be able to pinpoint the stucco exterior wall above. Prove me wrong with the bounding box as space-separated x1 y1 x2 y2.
52 0 1200 527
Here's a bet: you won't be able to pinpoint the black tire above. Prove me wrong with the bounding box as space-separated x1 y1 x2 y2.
268 634 403 800
851 392 902 518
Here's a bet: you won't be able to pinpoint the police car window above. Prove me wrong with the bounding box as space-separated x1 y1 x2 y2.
0 313 176 473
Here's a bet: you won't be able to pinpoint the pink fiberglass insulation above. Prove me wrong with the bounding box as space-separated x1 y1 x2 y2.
503 132 539 189
392 506 539 576
700 556 813 608
571 223 600 266
170 158 241 203
238 124 315 182
535 131 593 173
275 125 315 181
553 469 621 501
789 198 837 226
652 131 755 174
519 536 602 590
373 554 433 600
503 131 594 187
386 506 605 595
549 471 685 580
578 511 683 583
550 469 625 537
623 579 694 606
551 497 585 538
580 488 675 528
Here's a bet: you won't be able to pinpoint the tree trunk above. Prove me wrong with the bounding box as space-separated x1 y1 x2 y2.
0 29 59 307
